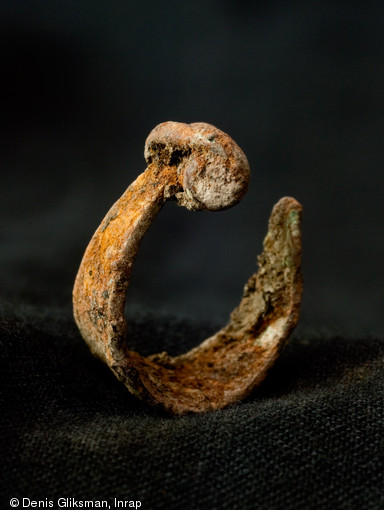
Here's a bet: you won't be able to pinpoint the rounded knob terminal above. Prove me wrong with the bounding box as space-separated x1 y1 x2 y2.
144 121 250 211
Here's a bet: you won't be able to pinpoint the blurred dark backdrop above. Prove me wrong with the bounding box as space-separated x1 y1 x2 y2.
1 0 383 335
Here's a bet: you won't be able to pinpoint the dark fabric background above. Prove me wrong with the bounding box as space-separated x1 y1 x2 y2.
1 305 383 509
1 1 383 509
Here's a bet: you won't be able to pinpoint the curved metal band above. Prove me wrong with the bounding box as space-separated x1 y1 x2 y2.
73 164 302 414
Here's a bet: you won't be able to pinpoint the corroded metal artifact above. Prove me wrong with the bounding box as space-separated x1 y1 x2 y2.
73 121 303 414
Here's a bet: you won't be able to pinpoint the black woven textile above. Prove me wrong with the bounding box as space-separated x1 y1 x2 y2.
1 302 383 509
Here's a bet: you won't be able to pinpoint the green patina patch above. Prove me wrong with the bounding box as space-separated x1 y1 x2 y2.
283 256 295 268
287 209 299 226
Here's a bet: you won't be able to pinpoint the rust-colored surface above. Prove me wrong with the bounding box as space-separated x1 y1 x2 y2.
73 121 302 414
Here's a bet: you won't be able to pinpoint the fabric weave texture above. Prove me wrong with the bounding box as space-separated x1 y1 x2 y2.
1 303 383 509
